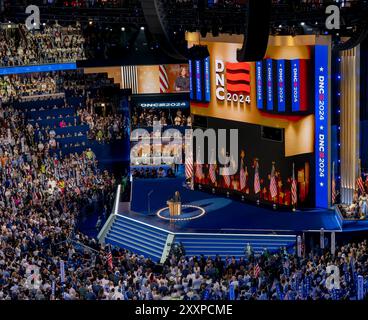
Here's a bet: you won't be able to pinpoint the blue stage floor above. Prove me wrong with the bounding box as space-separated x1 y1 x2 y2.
125 178 341 234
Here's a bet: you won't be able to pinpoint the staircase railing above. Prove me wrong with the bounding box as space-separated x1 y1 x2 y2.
98 184 121 243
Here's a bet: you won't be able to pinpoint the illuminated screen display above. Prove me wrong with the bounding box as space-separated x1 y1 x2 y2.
136 64 190 94
188 36 331 208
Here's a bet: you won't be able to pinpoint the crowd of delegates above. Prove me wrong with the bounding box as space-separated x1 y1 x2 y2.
0 70 118 103
79 108 128 142
131 166 177 179
33 0 141 8
0 22 85 67
338 191 368 220
131 108 191 128
0 73 57 103
0 105 119 300
1 98 368 301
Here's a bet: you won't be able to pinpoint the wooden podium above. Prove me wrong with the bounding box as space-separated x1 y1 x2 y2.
167 200 182 216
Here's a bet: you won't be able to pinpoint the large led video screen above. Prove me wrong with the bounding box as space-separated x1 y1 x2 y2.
187 34 331 208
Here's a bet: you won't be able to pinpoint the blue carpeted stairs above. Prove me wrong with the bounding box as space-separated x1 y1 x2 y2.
104 215 170 261
174 233 296 258
101 214 296 262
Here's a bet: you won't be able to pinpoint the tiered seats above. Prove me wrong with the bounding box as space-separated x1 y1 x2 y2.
17 98 92 155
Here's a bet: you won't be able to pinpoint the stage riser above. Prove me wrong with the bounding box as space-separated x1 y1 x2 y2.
101 215 296 262
105 216 171 262
175 235 295 258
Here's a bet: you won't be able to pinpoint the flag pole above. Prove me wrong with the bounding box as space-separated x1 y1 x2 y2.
256 158 260 205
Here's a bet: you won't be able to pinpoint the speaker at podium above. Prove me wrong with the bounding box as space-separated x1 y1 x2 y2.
167 191 182 216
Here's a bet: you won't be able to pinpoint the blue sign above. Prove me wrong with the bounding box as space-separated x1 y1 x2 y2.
229 282 235 300
189 60 194 100
315 45 329 208
204 57 211 102
0 62 77 75
277 60 286 112
357 275 364 300
137 101 190 108
195 60 202 101
266 59 273 111
256 61 263 109
291 59 300 112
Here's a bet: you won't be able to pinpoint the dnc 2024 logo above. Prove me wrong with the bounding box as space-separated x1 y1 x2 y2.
215 60 251 106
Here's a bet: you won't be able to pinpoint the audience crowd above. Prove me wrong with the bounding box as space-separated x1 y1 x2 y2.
339 191 368 220
0 88 368 301
79 108 127 142
131 166 176 179
131 108 191 128
0 23 85 67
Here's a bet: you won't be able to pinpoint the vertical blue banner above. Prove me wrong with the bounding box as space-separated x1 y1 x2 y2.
204 57 211 102
291 59 301 112
189 60 194 100
277 60 286 112
229 282 235 300
266 59 273 111
357 275 364 300
315 45 329 208
195 60 202 101
256 61 263 109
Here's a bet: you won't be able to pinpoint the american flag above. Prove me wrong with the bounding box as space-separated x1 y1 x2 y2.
254 161 261 194
254 263 261 278
357 176 365 194
196 163 204 180
357 159 365 194
240 162 247 191
159 65 169 93
185 153 194 181
270 162 278 199
209 164 216 184
331 162 336 204
291 163 298 206
223 165 231 187
107 247 113 270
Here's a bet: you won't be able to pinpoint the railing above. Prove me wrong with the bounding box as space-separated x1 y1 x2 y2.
97 184 121 242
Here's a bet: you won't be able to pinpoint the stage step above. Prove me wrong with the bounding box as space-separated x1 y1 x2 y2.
174 233 296 258
100 215 296 262
104 215 170 262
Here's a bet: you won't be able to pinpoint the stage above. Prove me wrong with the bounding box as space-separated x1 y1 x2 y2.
98 178 355 261
127 177 341 233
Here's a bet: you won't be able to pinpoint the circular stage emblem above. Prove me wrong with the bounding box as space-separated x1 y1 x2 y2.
156 205 206 221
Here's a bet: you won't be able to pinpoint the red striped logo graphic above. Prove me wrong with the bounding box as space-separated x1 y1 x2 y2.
225 62 251 94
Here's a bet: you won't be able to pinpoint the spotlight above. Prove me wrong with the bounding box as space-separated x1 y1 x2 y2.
301 22 305 26
121 27 125 31
89 21 93 25
140 26 145 31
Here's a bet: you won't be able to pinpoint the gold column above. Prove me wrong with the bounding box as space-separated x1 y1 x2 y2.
340 46 360 204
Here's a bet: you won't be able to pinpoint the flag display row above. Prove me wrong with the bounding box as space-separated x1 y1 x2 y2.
256 59 310 113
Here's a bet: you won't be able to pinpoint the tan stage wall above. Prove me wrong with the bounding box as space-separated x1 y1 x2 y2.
83 66 123 87
340 46 360 204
